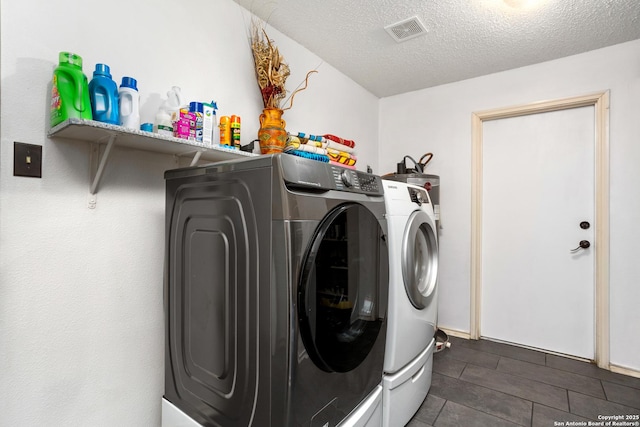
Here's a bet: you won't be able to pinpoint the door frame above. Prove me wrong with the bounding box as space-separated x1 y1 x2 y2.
470 91 610 368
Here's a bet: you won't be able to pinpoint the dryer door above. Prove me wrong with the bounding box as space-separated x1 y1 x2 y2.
402 210 438 309
298 202 389 373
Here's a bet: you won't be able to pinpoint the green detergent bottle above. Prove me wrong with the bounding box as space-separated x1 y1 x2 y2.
50 52 92 127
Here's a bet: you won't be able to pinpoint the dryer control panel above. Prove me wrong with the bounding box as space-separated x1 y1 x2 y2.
280 154 384 196
331 166 381 194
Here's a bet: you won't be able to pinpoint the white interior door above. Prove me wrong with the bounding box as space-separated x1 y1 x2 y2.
481 106 595 359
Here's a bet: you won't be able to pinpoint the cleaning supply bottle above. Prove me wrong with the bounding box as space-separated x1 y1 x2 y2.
154 106 173 136
154 86 182 136
231 115 241 148
88 63 119 125
202 101 217 146
118 76 140 130
51 52 92 127
189 102 204 143
219 116 231 146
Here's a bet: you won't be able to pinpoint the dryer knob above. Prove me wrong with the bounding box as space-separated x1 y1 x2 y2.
409 189 423 205
340 170 353 187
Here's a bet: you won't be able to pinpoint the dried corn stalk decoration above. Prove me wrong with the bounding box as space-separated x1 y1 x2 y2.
250 20 316 110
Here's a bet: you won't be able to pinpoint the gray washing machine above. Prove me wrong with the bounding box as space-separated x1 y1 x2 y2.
163 154 389 426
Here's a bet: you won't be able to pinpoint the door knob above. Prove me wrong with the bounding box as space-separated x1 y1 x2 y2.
570 240 591 253
580 221 590 229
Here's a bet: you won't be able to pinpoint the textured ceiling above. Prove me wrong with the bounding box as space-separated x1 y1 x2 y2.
232 0 640 97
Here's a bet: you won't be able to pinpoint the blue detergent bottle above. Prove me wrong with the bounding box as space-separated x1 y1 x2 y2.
88 63 119 124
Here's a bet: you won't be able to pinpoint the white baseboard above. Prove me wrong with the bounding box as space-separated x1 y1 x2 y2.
437 327 470 340
610 364 640 379
436 328 640 380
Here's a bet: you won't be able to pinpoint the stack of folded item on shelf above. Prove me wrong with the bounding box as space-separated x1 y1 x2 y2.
284 133 329 163
323 134 357 169
284 132 357 169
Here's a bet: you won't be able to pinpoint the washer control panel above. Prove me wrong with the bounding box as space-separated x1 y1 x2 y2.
408 186 430 205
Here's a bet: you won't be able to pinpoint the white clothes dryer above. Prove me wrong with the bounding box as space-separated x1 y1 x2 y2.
381 180 439 427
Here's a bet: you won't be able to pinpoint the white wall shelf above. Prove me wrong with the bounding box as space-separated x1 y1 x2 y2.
48 118 258 204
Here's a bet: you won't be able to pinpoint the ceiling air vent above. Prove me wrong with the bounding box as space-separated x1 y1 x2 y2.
384 16 428 43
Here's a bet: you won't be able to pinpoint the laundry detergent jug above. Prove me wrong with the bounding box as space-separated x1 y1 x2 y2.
118 76 140 130
89 63 119 125
51 52 92 127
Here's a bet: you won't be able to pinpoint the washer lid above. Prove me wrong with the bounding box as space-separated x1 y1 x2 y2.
401 209 438 309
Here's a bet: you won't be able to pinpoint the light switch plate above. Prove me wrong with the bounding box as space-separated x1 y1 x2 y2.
14 142 42 178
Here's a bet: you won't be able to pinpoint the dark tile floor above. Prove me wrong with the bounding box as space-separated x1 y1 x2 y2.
407 336 640 427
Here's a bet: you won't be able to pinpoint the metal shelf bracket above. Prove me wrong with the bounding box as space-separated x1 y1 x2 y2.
173 149 205 167
190 150 203 166
89 134 117 205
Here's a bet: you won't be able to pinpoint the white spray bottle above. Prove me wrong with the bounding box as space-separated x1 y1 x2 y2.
154 86 183 136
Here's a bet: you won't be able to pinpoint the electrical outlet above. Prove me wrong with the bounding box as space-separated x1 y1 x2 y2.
14 142 42 178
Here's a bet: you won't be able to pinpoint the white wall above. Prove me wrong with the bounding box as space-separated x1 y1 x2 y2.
0 0 379 425
3 0 638 423
379 39 640 372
